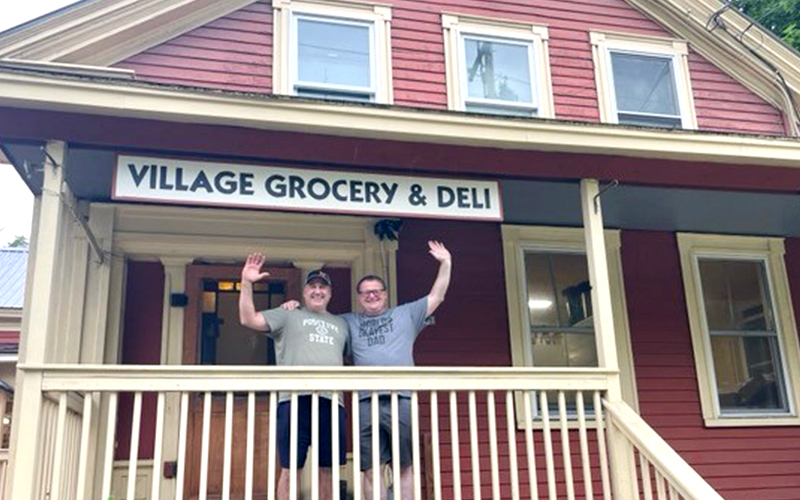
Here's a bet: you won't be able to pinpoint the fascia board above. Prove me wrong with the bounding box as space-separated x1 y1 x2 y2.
0 0 258 66
0 71 799 168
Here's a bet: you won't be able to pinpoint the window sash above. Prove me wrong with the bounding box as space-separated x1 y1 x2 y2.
291 13 377 99
694 255 793 417
607 49 683 126
459 33 538 113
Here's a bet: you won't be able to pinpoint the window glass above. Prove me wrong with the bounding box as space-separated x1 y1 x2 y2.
697 258 788 413
296 17 372 91
463 36 535 115
699 259 775 332
524 252 597 367
610 52 681 127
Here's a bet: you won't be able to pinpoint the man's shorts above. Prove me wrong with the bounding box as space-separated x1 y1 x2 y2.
359 396 413 471
277 395 347 468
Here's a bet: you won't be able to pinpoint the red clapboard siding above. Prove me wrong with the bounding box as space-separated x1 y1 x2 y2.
115 261 165 461
116 1 273 93
114 0 785 135
622 230 800 500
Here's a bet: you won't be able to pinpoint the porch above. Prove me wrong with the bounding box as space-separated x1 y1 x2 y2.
18 364 720 500
1 142 735 500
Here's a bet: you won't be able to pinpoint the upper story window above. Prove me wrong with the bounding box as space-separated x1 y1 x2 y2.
442 14 554 118
678 234 800 426
273 0 393 103
591 32 697 129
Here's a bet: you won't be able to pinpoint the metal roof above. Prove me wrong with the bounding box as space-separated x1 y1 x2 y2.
0 247 27 309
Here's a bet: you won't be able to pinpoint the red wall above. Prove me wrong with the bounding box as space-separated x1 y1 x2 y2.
115 0 785 135
395 219 510 367
116 260 165 460
622 231 800 500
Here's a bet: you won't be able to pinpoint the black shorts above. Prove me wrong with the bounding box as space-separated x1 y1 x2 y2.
277 396 347 468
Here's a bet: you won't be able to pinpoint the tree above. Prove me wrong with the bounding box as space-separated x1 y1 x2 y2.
732 0 800 52
8 235 28 248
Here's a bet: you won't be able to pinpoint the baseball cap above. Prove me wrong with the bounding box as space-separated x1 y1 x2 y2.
305 269 332 286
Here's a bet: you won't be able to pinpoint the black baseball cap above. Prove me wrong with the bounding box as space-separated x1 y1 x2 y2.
305 269 332 286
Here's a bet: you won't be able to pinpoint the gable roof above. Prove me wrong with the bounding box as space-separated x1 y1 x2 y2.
0 248 27 309
0 0 796 135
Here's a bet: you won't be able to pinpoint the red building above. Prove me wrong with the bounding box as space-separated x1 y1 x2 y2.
0 0 799 499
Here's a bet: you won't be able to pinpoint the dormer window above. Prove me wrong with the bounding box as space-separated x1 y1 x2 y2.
591 32 697 129
273 0 393 104
443 14 554 118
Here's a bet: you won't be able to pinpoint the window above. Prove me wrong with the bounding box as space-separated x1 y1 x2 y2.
273 0 392 103
442 14 553 118
678 234 800 426
502 226 638 424
591 32 697 129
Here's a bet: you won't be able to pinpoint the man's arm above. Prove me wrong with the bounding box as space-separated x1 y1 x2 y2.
426 240 452 316
239 253 271 331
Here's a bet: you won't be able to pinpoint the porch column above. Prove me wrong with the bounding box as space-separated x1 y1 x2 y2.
159 257 193 500
580 179 636 499
8 141 68 499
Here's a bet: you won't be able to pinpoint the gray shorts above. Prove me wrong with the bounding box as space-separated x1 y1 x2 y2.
359 396 413 471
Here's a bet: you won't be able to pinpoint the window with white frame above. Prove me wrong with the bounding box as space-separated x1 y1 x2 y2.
678 234 800 426
272 0 392 103
502 226 639 424
591 32 697 129
442 14 554 118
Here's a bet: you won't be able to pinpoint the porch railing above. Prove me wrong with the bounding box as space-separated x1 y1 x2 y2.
15 365 724 500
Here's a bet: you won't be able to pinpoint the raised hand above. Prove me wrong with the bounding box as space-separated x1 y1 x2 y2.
428 240 451 264
241 253 270 283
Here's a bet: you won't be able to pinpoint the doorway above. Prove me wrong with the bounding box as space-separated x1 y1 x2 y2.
183 264 302 499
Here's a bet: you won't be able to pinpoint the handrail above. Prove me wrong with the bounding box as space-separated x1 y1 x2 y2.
21 363 618 392
603 400 726 500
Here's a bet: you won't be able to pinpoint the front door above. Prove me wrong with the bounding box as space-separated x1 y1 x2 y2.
183 264 302 499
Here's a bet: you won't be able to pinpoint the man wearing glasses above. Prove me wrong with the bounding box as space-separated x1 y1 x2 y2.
346 240 452 500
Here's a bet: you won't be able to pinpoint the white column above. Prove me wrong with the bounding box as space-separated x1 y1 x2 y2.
580 179 635 499
78 204 115 500
8 141 67 500
159 258 192 500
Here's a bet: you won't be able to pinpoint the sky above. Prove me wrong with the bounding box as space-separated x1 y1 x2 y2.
0 1 78 247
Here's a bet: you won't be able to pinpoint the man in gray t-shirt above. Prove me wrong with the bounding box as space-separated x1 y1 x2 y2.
344 240 452 500
239 254 348 500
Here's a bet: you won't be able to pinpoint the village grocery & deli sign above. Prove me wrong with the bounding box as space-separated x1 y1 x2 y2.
113 156 502 221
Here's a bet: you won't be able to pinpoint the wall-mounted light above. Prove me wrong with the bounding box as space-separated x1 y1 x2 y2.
528 299 553 309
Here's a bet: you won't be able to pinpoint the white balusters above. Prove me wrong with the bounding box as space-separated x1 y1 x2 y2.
558 391 575 500
199 392 212 500
176 391 189 500
151 392 165 500
449 391 462 500
246 391 256 500
127 391 143 500
576 392 594 500
222 391 234 500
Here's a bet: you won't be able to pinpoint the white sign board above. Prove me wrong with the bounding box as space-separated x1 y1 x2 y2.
113 156 503 221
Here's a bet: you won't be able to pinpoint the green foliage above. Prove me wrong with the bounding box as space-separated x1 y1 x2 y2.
8 235 28 248
732 0 800 51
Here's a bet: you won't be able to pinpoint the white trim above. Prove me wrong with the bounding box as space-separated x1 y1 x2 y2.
501 225 639 427
0 355 19 364
2 71 800 167
442 13 553 118
591 31 697 130
677 233 800 427
273 0 392 104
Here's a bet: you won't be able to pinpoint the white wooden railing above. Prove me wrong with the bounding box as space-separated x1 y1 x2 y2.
603 402 725 500
14 365 725 500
